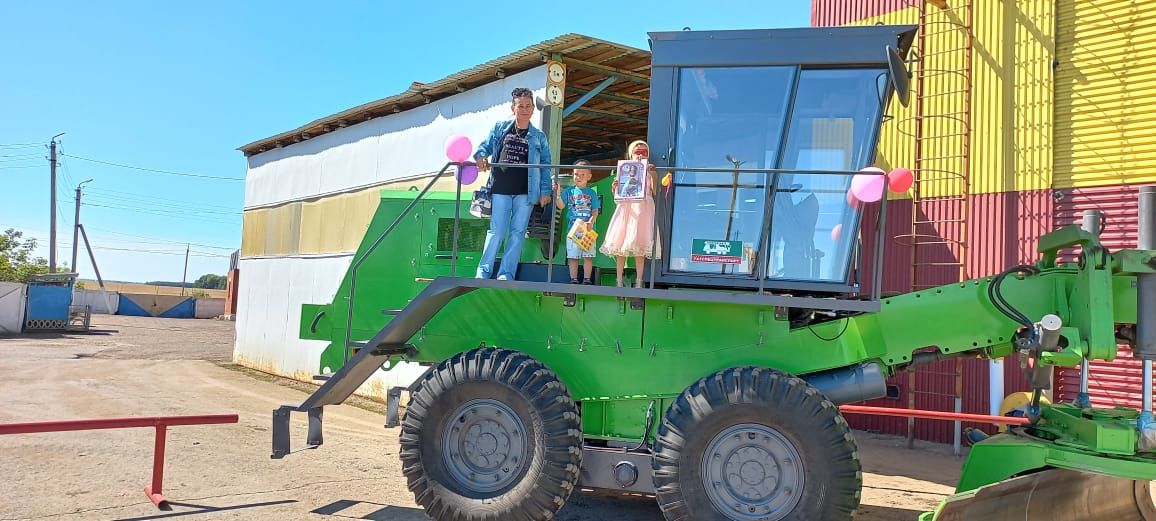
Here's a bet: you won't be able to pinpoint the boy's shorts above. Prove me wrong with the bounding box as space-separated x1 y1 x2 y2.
567 237 596 259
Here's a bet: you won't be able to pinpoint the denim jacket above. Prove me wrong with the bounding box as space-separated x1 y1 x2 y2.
473 119 553 202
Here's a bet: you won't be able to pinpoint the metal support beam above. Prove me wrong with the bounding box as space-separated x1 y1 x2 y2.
1138 187 1156 360
1076 210 1105 408
546 53 564 167
573 148 629 163
568 86 649 107
571 107 648 125
559 56 650 85
565 122 630 135
77 224 105 289
563 77 616 118
1137 186 1156 448
545 53 564 283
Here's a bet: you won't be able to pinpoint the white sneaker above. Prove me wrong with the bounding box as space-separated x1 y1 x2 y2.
496 275 510 281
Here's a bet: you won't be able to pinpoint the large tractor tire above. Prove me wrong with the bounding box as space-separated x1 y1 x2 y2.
652 366 862 521
400 348 582 521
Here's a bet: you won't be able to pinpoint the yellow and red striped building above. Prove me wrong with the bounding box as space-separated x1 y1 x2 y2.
814 1 1156 442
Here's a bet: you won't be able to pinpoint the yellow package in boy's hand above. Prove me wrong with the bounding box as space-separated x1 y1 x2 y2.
567 219 598 252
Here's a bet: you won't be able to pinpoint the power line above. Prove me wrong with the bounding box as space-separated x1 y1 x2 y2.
82 202 240 225
84 227 237 250
83 195 241 216
85 188 240 213
56 144 77 189
29 237 234 258
83 200 241 220
60 153 244 181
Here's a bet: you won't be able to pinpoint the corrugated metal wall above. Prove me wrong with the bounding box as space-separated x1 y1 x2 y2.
810 0 908 28
1053 183 1146 408
1054 1 1156 189
817 1 1055 196
815 0 1156 443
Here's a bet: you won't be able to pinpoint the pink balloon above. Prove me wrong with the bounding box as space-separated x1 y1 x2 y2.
457 164 478 184
444 134 473 163
831 223 843 242
846 189 861 210
850 168 886 203
888 167 914 192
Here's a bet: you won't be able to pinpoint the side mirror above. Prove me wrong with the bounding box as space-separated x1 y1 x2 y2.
886 45 911 107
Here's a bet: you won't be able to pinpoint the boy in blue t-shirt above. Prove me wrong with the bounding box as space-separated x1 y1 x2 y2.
553 159 601 284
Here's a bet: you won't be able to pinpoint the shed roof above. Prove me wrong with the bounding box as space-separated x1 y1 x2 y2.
238 33 653 159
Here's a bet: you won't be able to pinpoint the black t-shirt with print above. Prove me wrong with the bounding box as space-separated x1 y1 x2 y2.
492 125 530 196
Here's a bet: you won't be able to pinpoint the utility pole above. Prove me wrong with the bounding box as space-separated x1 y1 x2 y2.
49 133 65 272
77 224 105 288
180 244 190 296
71 179 93 274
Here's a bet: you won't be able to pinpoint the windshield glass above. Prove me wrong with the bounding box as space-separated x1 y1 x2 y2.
666 66 888 284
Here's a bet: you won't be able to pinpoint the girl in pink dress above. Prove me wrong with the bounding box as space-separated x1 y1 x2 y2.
600 140 662 287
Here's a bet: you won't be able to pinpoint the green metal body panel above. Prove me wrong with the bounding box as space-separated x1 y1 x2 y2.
957 434 1156 493
300 192 1149 442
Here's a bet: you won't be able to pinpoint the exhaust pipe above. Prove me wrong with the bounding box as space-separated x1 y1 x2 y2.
802 361 887 406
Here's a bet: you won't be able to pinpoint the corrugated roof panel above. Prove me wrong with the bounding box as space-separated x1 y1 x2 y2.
238 33 650 155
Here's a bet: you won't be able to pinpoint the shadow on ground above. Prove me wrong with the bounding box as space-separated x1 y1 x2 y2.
113 500 298 521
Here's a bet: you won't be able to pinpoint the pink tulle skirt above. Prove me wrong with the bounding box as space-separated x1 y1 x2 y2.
599 196 662 259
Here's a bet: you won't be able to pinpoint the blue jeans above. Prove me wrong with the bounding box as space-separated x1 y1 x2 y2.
477 194 532 280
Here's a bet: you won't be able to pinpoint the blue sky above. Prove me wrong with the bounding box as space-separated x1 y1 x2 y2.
1 1 811 283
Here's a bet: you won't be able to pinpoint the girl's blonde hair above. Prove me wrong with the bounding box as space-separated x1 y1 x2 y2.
625 139 650 159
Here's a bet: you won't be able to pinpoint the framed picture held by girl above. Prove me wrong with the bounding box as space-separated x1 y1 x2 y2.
613 159 647 201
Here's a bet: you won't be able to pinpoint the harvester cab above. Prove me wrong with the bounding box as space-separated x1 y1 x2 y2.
269 23 1156 521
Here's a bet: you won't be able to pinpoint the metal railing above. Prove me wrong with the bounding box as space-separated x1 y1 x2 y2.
0 413 239 509
458 161 887 299
341 160 890 360
342 163 452 362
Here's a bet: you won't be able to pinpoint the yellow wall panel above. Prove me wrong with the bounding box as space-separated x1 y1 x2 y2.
298 200 324 254
341 190 378 252
241 209 266 257
1055 0 1156 188
843 6 919 200
846 2 1055 196
319 196 348 254
241 171 476 259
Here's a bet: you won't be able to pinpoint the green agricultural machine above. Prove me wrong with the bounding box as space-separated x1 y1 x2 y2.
271 25 1156 520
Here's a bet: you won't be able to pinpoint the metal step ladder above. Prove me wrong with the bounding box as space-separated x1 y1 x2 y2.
270 278 478 459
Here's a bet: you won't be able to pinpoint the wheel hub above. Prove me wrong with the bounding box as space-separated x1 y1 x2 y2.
441 399 528 493
701 423 805 520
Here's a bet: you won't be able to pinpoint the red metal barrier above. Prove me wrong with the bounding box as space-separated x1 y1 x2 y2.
839 404 1030 426
0 414 239 509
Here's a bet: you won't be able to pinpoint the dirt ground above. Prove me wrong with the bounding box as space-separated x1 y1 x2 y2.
0 315 963 521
